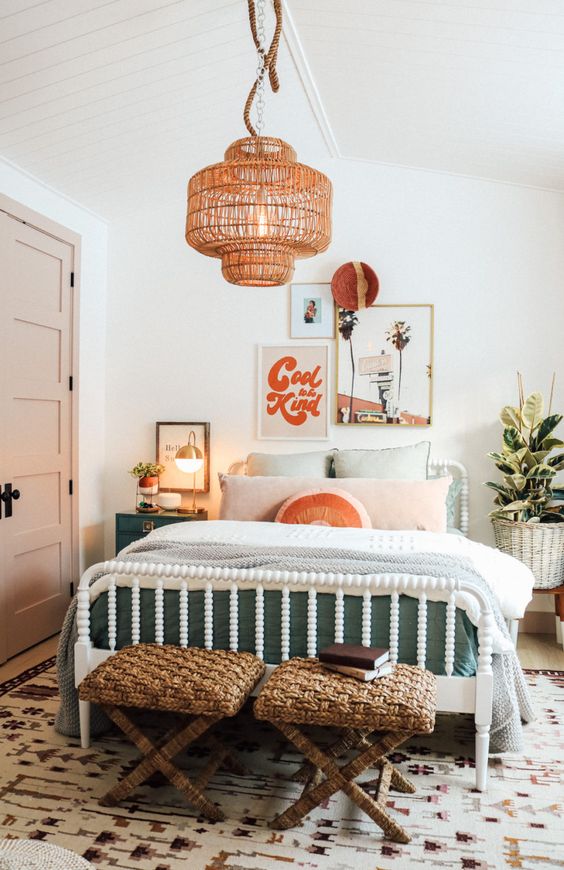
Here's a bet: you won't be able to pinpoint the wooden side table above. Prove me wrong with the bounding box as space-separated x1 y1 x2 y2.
532 584 564 651
115 510 207 555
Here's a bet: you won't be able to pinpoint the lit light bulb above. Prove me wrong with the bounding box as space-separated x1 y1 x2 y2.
175 456 203 473
256 186 269 238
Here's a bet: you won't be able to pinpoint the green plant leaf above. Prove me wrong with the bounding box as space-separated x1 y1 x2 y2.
498 499 533 512
532 413 562 449
503 426 526 452
525 463 556 479
488 451 520 475
510 473 527 491
547 453 564 468
538 437 564 451
484 481 513 502
521 392 544 430
500 406 521 428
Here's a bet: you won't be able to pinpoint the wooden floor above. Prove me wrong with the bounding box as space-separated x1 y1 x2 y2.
0 632 563 684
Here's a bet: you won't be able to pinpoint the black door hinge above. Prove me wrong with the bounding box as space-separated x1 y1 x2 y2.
70 271 75 287
70 581 75 597
69 480 73 495
69 375 73 391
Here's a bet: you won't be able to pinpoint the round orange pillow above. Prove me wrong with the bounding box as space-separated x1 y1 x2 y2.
275 489 372 528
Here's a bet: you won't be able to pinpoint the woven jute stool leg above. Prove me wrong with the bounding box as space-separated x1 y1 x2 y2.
271 721 414 843
100 705 226 821
292 727 370 785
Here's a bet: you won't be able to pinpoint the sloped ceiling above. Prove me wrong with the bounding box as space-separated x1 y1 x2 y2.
289 0 564 190
0 0 562 220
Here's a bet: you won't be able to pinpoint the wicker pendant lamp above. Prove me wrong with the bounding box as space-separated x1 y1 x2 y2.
186 0 332 287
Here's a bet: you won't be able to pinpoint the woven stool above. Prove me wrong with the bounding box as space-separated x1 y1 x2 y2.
254 658 436 843
79 644 265 821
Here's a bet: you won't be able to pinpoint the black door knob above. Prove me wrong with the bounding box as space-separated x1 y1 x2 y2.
12 489 20 500
1 491 10 503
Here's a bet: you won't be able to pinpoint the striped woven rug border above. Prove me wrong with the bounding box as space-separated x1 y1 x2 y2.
0 656 57 697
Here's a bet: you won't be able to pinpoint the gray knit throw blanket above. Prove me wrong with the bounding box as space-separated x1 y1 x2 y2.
55 539 535 752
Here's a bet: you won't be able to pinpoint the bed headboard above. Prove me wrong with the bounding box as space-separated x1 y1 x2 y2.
227 457 469 535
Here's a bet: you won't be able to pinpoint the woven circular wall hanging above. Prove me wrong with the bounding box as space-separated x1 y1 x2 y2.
331 261 379 310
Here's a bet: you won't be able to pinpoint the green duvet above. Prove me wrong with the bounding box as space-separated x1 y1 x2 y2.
90 587 479 676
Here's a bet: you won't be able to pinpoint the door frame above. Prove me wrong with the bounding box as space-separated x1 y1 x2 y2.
0 193 80 662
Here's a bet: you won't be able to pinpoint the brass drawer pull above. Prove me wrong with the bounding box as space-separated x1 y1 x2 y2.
142 521 154 533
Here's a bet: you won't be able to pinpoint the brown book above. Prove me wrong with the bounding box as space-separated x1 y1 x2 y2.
318 643 389 670
324 662 393 682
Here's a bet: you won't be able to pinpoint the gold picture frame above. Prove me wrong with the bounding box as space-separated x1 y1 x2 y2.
336 304 434 426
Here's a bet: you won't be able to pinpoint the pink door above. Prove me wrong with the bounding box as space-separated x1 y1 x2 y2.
0 211 75 661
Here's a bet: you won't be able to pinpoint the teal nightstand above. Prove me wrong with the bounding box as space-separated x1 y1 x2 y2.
115 510 208 555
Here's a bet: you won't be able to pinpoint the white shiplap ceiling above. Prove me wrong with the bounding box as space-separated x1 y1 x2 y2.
0 0 562 220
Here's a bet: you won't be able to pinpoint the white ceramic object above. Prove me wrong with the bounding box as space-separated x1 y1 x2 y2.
158 492 181 510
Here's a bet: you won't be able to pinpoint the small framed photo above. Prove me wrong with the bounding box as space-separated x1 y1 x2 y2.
258 344 330 440
156 422 210 492
290 283 335 339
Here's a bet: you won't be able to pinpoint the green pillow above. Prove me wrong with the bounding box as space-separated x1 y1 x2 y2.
247 449 336 478
333 442 430 480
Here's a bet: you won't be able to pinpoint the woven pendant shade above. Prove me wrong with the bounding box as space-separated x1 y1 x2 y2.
186 136 332 286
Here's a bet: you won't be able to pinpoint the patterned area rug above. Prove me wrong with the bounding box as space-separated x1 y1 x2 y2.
0 660 562 870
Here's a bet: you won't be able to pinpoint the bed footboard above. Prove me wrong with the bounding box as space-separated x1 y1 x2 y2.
75 560 494 790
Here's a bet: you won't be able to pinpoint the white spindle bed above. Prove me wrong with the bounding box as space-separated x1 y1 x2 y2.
74 459 504 792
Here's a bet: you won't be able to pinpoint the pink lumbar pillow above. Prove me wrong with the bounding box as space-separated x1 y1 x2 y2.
275 489 372 529
218 474 451 533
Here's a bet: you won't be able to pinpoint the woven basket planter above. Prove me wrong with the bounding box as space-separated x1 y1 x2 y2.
492 517 564 589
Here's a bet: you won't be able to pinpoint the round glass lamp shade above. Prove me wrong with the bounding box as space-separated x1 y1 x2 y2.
175 444 203 474
186 137 332 287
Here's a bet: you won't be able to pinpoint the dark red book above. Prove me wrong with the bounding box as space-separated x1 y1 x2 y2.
318 643 389 670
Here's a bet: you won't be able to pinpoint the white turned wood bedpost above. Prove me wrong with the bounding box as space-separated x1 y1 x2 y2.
307 587 317 657
204 582 213 649
362 587 372 647
389 589 399 664
229 582 239 651
107 578 117 652
76 584 92 749
445 591 456 677
131 578 140 645
179 580 188 648
334 586 344 643
281 584 290 661
155 579 164 645
255 584 264 660
475 607 494 791
416 592 427 669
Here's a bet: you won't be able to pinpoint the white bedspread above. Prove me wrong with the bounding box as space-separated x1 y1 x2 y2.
148 520 534 622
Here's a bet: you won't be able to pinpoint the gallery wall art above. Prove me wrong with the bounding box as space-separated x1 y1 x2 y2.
258 344 329 440
290 283 335 339
336 304 433 426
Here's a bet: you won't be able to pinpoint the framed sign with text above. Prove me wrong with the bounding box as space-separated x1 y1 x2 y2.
258 344 329 440
156 421 210 492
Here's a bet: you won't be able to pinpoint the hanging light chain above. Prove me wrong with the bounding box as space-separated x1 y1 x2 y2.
255 0 266 136
244 0 282 138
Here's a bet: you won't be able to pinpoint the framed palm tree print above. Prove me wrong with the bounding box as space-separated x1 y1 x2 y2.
336 304 433 426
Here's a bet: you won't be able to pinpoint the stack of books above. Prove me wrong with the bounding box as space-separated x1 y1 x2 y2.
318 643 392 682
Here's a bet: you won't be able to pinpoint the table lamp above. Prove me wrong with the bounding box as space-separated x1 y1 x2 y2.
174 431 205 514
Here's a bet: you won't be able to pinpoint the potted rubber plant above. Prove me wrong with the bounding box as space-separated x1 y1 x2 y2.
485 379 564 588
129 462 165 513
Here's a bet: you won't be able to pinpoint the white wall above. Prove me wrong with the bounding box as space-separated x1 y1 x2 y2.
0 159 108 573
105 157 564 568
